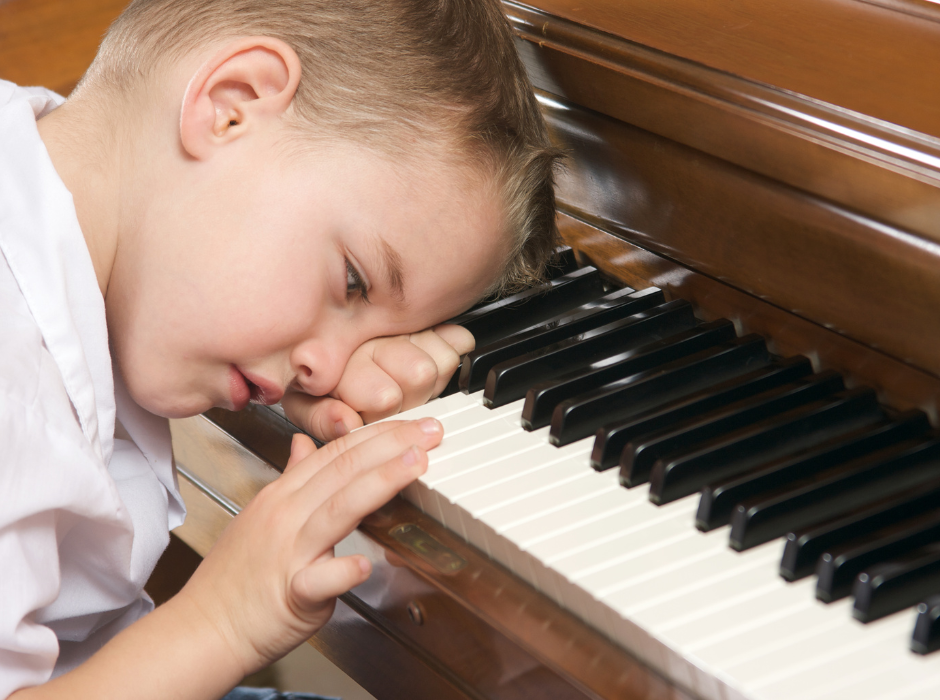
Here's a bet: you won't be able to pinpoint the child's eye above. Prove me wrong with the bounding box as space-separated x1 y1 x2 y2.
345 259 370 303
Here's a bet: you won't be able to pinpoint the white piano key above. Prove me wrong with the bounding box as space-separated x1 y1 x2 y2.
691 601 850 667
529 496 696 565
424 430 548 486
437 404 489 433
391 388 480 422
549 507 699 580
443 398 525 432
737 613 911 691
579 530 727 597
605 545 780 617
754 619 939 700
482 470 612 533
503 473 631 545
656 578 801 642
822 647 940 700
425 419 521 464
394 383 940 700
452 452 593 517
489 468 622 533
432 432 587 496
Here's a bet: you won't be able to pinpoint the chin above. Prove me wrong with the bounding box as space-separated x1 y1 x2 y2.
126 380 212 420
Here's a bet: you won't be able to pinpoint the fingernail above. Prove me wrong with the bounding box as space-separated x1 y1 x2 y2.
358 556 371 575
419 418 442 436
333 420 349 438
402 445 420 466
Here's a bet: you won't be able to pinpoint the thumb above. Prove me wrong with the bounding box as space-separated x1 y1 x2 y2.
281 393 364 442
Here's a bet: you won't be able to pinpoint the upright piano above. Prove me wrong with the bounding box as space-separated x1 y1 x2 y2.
141 1 940 698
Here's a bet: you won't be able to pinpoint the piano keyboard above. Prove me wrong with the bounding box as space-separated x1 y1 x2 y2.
386 263 940 700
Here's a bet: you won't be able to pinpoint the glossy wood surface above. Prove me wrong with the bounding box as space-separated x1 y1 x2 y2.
557 212 940 425
0 0 126 95
536 91 940 384
509 5 940 246
512 0 940 138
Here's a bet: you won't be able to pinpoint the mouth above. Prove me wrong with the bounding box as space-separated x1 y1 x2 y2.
234 366 285 408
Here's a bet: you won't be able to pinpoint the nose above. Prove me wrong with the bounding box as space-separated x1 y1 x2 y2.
289 335 358 397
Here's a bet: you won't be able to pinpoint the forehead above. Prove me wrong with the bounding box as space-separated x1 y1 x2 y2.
314 142 506 307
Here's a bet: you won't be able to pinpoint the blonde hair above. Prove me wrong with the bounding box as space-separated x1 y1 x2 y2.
85 0 562 295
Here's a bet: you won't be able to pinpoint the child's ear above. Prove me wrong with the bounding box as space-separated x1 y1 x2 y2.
180 37 301 160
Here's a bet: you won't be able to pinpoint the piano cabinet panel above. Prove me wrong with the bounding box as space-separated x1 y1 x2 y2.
173 472 476 700
556 212 940 425
171 415 691 700
536 91 940 391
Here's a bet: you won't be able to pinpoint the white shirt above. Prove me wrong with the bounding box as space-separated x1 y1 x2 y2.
0 80 185 696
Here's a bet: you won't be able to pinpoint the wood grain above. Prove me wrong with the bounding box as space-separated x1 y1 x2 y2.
556 212 940 425
537 91 940 386
0 0 127 95
512 0 940 138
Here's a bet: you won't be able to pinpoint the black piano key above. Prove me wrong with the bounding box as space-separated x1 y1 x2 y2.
452 267 610 348
781 477 940 584
453 247 580 317
621 371 845 489
438 363 464 398
590 341 799 471
459 288 668 394
729 437 940 551
853 544 940 623
553 339 802 451
816 508 940 602
521 320 736 431
482 303 700 408
700 411 931 537
649 388 883 505
912 594 940 655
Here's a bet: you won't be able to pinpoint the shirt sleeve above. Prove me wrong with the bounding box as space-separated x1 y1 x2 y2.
0 327 128 697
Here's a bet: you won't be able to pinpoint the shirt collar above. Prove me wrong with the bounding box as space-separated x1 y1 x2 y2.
0 79 115 465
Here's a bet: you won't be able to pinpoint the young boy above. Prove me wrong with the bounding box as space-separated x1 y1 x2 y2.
0 0 559 697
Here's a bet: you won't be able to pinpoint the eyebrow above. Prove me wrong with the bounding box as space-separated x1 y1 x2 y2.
379 238 406 304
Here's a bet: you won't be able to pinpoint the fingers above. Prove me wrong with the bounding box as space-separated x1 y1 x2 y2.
333 329 469 422
281 391 364 442
289 555 371 617
297 417 441 503
298 440 431 556
285 325 474 435
406 327 467 398
279 418 414 487
284 433 317 474
431 323 475 356
331 339 409 423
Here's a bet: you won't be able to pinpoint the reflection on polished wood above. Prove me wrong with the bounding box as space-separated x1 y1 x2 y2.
556 212 940 424
508 0 940 137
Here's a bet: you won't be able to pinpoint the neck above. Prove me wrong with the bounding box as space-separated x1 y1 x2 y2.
37 93 124 298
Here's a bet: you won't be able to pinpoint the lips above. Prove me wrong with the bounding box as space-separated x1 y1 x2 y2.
238 367 285 407
228 366 284 411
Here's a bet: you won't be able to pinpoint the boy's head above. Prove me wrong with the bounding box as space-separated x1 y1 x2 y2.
84 0 561 296
53 0 561 418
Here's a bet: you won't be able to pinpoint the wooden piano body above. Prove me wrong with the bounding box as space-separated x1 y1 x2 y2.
3 0 940 698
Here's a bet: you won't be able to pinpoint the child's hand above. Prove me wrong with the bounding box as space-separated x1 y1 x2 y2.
282 324 473 441
171 418 443 676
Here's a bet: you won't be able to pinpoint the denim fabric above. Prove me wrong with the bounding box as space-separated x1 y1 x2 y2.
221 687 340 700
